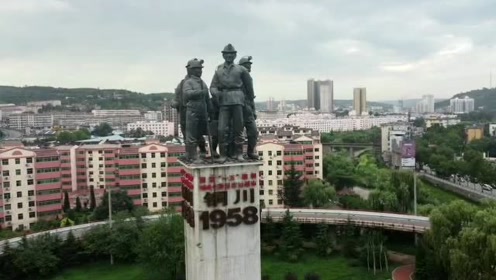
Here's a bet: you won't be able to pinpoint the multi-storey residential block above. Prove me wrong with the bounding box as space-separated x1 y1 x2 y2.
0 147 61 231
257 136 323 208
127 121 175 136
0 132 323 230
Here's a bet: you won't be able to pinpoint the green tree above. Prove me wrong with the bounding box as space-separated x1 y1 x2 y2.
63 191 70 213
280 161 303 208
89 185 96 210
315 223 333 257
302 180 336 208
12 234 61 278
323 154 356 190
60 231 85 267
262 211 277 246
136 212 185 279
413 117 425 127
75 196 82 212
57 131 76 144
93 190 134 221
279 210 303 262
92 123 113 137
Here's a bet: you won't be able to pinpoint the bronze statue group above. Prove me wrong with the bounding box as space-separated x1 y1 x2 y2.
172 44 259 164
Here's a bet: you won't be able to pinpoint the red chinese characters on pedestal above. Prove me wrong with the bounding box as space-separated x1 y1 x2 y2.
199 172 258 192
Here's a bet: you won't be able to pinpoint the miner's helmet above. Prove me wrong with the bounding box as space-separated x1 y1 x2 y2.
221 43 237 53
238 56 253 66
185 58 204 69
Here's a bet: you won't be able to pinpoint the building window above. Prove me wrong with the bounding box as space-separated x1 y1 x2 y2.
315 156 319 159
27 179 33 185
277 170 282 176
268 160 272 166
142 183 148 189
268 190 273 195
3 182 9 188
162 192 167 197
152 182 157 188
2 170 9 176
153 202 157 207
268 170 272 176
142 173 147 179
141 163 147 168
269 199 273 205
151 153 156 158
152 163 156 168
15 169 21 175
277 160 282 166
268 180 273 186
153 192 157 198
276 151 282 156
314 148 319 152
29 201 35 207
160 153 165 158
18 213 23 220
152 173 156 178
268 151 272 156
15 159 20 164
2 159 8 165
17 202 23 209
16 181 21 187
143 203 148 207
29 212 36 218
143 193 148 198
5 204 11 210
16 192 22 198
141 153 146 158
160 162 166 167
259 190 264 195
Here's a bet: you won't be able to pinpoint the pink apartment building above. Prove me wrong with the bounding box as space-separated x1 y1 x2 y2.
0 136 323 231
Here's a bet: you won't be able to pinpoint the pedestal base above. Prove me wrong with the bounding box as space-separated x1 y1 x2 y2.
180 160 262 280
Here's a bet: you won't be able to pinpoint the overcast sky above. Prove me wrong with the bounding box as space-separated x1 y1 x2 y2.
0 0 495 101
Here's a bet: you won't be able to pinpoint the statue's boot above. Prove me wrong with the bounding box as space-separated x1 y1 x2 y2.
215 144 228 163
246 141 258 160
186 145 203 164
211 137 220 158
198 143 207 159
234 144 245 161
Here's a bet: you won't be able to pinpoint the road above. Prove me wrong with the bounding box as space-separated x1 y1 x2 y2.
0 209 430 254
0 128 22 139
420 171 495 201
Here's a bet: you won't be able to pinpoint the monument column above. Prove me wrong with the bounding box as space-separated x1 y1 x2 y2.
181 161 262 280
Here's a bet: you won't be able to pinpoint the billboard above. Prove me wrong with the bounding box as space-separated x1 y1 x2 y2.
401 141 416 167
401 141 416 158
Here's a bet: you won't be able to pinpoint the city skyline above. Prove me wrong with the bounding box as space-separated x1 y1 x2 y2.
0 1 495 101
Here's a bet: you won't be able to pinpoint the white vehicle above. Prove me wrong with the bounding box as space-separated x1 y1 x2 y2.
482 184 493 191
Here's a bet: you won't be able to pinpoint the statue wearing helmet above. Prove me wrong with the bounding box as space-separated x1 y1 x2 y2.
238 55 259 160
182 58 212 163
173 62 207 155
210 44 254 163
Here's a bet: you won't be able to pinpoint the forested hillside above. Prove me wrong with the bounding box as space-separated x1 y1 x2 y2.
435 87 496 110
0 86 174 111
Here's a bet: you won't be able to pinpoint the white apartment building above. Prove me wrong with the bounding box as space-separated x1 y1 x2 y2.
415 95 435 113
8 113 54 130
381 121 412 153
92 110 141 117
450 96 475 114
257 113 408 132
489 124 496 137
144 111 163 122
425 116 461 128
127 121 175 136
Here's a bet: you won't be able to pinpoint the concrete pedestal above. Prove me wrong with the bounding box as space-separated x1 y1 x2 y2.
180 161 262 280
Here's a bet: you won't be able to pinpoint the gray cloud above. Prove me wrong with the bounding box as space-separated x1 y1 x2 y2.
0 0 495 101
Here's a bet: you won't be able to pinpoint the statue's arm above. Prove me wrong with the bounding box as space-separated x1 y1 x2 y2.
183 80 205 100
241 69 255 101
210 71 221 97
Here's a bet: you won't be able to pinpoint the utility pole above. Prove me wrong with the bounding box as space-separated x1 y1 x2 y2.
413 171 418 246
108 187 114 265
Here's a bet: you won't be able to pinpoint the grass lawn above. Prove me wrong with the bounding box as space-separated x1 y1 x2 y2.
51 262 146 280
420 180 476 205
262 255 394 280
53 256 395 280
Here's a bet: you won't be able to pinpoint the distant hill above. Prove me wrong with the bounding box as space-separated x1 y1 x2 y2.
435 88 496 110
0 86 174 112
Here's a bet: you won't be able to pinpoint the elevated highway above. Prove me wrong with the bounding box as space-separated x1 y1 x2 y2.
0 209 429 254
